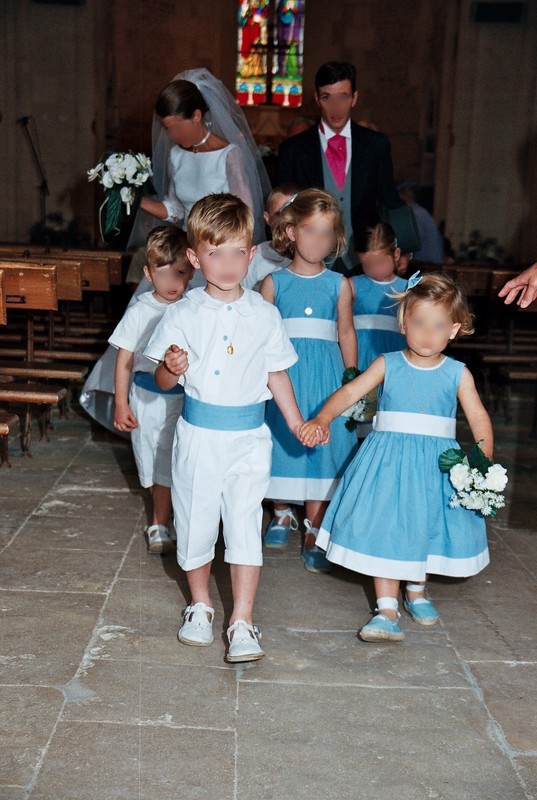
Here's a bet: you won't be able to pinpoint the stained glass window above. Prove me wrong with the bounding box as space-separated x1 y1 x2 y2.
236 1 306 107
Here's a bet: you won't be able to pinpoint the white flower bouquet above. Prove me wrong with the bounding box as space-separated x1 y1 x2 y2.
439 441 508 518
340 367 378 432
87 152 153 238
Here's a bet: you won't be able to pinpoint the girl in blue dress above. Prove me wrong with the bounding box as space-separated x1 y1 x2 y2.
299 273 493 641
352 223 408 436
260 189 358 572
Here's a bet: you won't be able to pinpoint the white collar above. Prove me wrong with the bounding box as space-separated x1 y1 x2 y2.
186 286 261 317
319 119 352 139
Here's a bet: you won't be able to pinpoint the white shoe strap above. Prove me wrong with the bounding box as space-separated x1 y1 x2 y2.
406 583 426 593
147 524 168 536
304 518 319 535
274 507 299 530
377 596 399 611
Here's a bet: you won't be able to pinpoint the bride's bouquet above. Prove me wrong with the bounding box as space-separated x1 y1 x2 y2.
439 440 508 518
87 152 153 239
340 367 377 432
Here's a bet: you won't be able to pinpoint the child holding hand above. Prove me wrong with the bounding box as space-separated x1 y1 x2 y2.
300 273 493 642
261 189 357 572
110 226 193 554
145 193 311 663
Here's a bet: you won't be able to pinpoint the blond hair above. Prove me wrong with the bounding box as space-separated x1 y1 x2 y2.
187 193 254 248
355 223 398 260
271 188 346 259
145 225 188 271
393 272 475 336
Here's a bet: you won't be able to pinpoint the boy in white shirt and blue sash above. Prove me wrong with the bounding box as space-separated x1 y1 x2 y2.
145 193 310 663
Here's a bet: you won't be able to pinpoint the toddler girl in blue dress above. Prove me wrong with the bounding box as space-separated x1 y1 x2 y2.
300 272 493 641
260 189 358 572
351 223 407 435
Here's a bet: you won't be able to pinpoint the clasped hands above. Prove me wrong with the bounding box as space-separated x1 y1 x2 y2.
296 418 330 448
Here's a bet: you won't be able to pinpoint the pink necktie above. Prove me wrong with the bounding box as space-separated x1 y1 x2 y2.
326 134 347 190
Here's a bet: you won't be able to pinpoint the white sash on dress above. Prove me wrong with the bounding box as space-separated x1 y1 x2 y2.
283 318 338 342
373 410 456 438
353 314 399 332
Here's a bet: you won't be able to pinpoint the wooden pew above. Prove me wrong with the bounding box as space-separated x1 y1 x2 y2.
0 244 113 290
0 263 69 454
0 411 19 469
0 269 6 325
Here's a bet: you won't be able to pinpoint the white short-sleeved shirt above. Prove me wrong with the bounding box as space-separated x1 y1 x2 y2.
108 291 173 374
241 240 291 291
144 287 298 405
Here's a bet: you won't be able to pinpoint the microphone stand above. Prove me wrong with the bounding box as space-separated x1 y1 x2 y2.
18 116 50 246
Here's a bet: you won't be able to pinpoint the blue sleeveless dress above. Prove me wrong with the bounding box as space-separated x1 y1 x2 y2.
317 351 489 581
265 268 357 501
352 275 407 371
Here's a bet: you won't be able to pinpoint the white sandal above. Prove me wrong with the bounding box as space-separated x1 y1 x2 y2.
177 602 215 646
146 524 174 554
226 619 264 663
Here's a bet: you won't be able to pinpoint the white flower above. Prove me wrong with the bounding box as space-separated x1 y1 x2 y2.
484 464 508 492
87 163 103 181
102 171 114 189
449 463 471 492
136 153 152 172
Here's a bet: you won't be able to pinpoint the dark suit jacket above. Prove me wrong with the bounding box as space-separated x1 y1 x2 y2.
275 121 404 242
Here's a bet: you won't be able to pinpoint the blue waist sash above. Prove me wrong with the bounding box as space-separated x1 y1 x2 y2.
182 395 265 431
133 371 184 395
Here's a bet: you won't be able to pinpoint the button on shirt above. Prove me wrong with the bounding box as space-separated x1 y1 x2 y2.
144 287 298 406
319 119 352 177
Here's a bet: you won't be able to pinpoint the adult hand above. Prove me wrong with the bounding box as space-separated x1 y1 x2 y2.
498 262 537 308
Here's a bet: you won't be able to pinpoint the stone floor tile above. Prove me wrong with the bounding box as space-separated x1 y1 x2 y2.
0 591 104 685
439 597 537 662
13 516 138 553
62 660 237 729
235 683 528 800
32 485 144 520
239 624 467 688
513 757 537 798
256 557 372 630
88 575 233 668
0 546 124 593
0 686 63 788
466 662 537 752
30 722 235 800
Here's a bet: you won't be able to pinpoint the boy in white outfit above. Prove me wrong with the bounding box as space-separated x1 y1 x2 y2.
145 193 311 663
241 183 300 290
110 226 193 554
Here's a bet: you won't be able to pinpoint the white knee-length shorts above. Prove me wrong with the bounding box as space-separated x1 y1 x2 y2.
129 384 183 488
171 418 272 570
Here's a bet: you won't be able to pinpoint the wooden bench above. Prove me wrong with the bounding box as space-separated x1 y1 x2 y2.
498 367 537 437
0 411 19 469
0 269 5 325
0 263 71 454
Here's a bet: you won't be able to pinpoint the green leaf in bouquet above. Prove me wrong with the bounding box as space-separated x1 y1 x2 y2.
342 366 360 385
468 440 493 476
439 448 466 472
104 189 123 236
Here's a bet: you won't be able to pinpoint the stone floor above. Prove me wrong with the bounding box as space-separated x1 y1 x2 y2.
0 393 536 800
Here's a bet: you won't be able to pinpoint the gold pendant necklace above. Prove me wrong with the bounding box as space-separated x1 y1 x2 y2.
218 310 240 355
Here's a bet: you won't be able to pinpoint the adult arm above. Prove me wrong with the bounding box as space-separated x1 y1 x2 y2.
497 262 537 308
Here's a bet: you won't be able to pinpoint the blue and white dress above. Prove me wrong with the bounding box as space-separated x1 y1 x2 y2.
352 274 407 372
266 268 357 501
317 351 489 581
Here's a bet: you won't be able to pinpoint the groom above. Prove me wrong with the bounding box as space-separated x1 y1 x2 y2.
275 61 407 274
